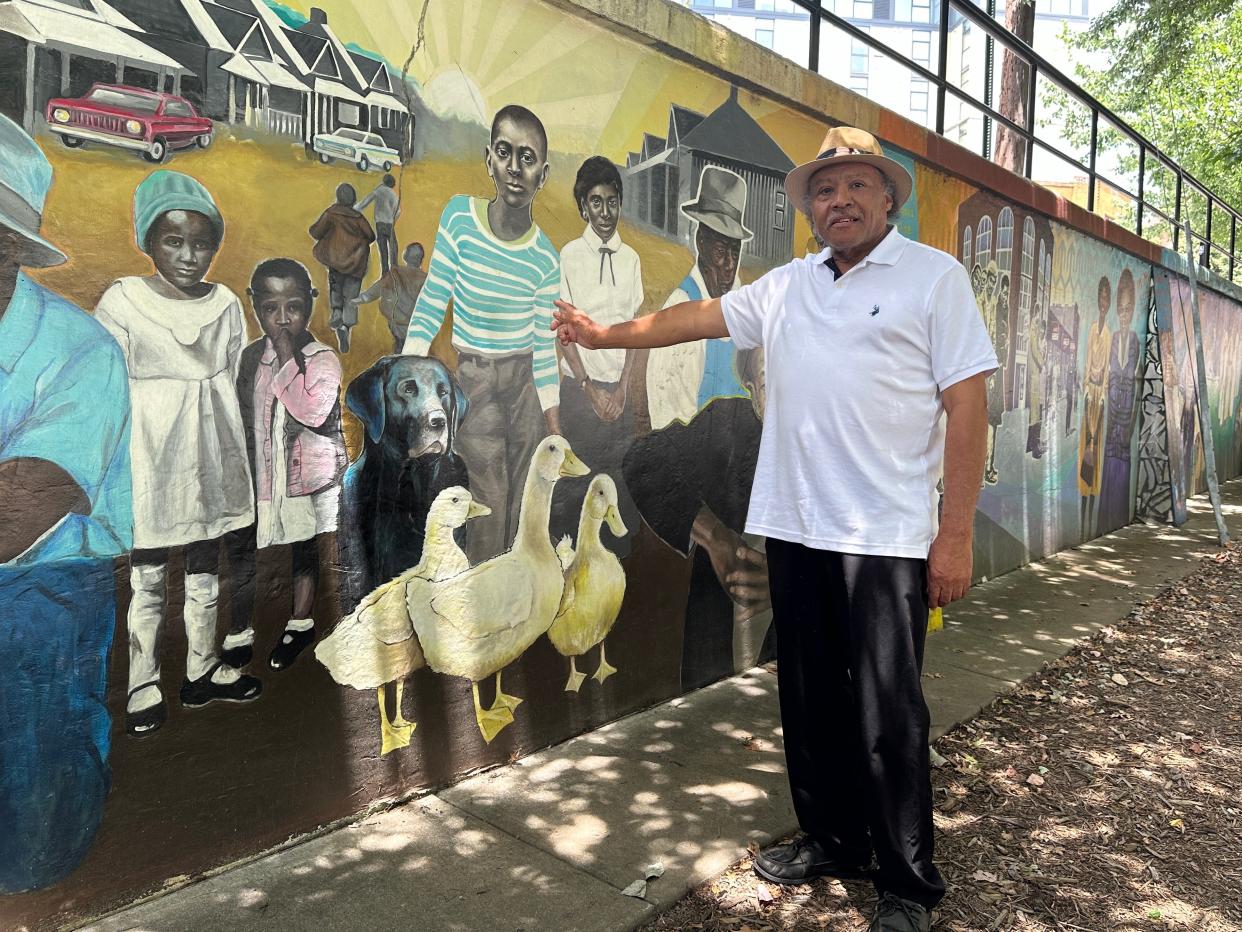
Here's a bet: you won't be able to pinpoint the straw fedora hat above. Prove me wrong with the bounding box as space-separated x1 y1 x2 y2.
784 126 912 211
680 165 753 242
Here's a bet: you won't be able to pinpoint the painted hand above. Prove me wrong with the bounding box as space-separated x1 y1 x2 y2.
725 544 772 621
552 299 605 350
600 383 627 422
927 532 972 609
583 380 610 420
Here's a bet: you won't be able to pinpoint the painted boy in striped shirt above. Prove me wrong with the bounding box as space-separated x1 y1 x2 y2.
402 105 560 560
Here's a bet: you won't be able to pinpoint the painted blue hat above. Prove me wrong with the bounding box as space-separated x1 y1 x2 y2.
0 114 67 268
133 170 224 250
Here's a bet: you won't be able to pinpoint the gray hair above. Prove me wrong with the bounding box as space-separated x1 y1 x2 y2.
800 170 902 223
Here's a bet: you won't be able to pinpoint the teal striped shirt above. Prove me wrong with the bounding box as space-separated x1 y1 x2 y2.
403 195 561 410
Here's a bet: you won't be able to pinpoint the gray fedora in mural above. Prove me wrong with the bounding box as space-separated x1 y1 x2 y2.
784 125 913 211
0 114 68 268
680 165 753 243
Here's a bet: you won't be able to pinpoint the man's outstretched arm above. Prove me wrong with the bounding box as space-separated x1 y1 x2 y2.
552 297 728 350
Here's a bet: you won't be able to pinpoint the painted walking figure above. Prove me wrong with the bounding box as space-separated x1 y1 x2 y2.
309 182 375 354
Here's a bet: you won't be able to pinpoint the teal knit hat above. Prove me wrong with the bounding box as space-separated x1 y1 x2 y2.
133 170 224 251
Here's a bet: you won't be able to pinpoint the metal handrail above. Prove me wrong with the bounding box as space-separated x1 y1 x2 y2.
766 0 1241 281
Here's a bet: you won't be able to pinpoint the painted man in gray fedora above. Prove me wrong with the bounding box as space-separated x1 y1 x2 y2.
646 164 753 430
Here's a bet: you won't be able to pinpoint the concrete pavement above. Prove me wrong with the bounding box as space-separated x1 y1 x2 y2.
80 483 1242 932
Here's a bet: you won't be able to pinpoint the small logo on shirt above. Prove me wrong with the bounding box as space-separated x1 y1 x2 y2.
870 305 880 316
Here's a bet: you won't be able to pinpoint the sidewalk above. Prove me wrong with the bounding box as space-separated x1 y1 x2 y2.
82 483 1242 932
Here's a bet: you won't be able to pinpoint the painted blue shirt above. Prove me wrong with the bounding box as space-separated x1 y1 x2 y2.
674 270 747 410
0 273 132 563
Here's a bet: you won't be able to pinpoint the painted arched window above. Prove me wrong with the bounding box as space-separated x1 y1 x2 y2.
997 206 1014 277
1043 251 1053 315
962 224 973 271
1020 216 1035 325
1036 238 1046 320
976 215 993 268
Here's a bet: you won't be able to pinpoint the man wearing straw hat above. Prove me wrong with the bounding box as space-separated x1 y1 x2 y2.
554 126 997 930
0 115 132 891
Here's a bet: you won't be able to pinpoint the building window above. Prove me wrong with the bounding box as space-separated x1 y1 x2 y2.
997 206 1014 275
912 34 931 66
755 19 775 47
912 0 930 22
962 224 973 270
338 102 361 125
774 189 787 232
851 39 869 75
976 214 993 267
853 0 873 18
1018 214 1035 350
849 75 869 94
909 88 928 113
1036 238 1046 321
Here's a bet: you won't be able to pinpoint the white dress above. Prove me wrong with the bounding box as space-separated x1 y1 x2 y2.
95 277 255 549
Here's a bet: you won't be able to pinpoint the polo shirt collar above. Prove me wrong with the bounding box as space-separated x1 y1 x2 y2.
0 272 41 374
821 225 908 271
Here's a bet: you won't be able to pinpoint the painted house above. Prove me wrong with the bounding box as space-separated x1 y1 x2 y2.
623 86 795 264
0 0 186 132
959 191 1055 410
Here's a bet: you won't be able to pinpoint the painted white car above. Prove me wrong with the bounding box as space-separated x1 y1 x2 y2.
312 128 401 171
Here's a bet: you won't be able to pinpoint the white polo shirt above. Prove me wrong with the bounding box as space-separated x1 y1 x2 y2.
720 227 998 559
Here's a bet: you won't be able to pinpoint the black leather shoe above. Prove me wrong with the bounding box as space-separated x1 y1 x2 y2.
220 641 253 669
180 664 262 708
126 684 167 737
869 892 931 931
753 834 871 885
268 626 315 671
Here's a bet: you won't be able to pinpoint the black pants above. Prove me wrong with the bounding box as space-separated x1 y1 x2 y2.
767 538 944 909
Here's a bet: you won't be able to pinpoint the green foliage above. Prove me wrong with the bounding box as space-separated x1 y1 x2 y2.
1066 0 1242 252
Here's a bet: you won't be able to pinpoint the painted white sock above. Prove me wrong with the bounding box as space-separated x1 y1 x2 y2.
285 617 315 633
210 664 241 686
223 627 256 649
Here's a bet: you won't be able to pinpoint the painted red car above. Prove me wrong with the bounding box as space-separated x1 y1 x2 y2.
45 84 213 163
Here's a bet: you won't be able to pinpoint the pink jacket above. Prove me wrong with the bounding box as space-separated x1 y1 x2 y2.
253 341 347 500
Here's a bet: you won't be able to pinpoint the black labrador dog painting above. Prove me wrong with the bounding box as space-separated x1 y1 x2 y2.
338 355 470 612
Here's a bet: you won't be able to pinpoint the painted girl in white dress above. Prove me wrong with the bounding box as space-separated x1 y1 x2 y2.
95 170 261 737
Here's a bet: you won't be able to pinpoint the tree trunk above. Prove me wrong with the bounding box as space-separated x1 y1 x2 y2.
994 0 1036 175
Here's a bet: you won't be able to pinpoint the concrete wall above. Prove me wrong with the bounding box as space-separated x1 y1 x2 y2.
2 0 1239 926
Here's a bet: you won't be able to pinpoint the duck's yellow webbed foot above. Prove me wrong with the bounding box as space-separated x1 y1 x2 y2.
473 681 514 743
565 656 587 692
490 670 524 712
592 642 617 685
378 685 414 756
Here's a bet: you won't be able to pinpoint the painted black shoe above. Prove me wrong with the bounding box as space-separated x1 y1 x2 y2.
220 641 254 669
869 892 931 932
753 834 871 885
268 626 315 671
125 684 167 737
180 665 262 708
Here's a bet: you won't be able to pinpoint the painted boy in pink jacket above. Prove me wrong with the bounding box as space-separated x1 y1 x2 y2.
224 258 347 672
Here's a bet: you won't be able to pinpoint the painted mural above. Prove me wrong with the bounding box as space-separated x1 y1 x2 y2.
2 0 1241 926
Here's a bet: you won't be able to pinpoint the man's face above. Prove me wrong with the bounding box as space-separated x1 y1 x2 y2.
148 210 218 292
807 162 892 254
581 182 620 242
251 275 312 341
486 117 548 211
405 246 424 268
697 226 742 299
0 229 26 306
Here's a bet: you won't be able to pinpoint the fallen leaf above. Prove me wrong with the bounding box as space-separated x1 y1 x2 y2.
972 869 1001 883
645 863 665 881
1026 773 1046 787
1190 741 1205 754
1111 673 1130 686
755 883 774 904
1170 818 1185 833
620 879 647 898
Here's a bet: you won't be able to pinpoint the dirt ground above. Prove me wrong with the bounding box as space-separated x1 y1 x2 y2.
641 544 1242 931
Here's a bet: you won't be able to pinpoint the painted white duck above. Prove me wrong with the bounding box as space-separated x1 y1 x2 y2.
314 487 489 755
407 436 589 742
548 474 628 691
